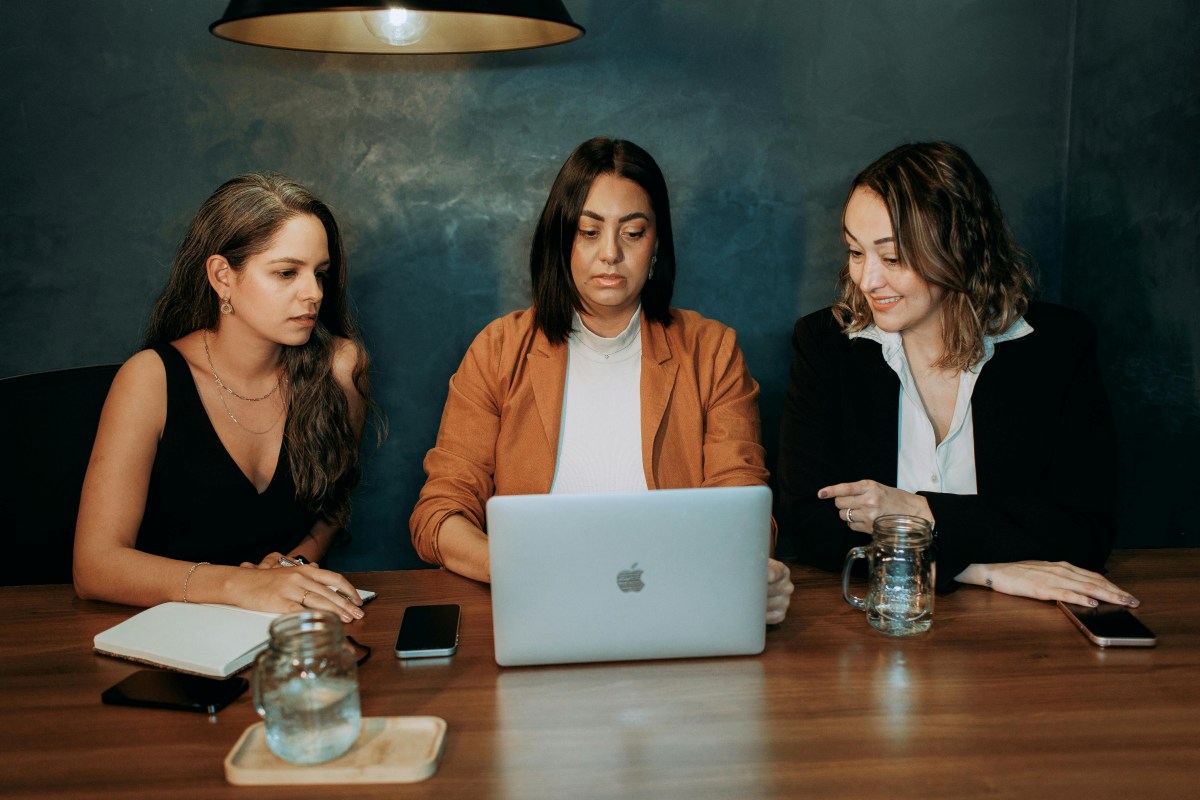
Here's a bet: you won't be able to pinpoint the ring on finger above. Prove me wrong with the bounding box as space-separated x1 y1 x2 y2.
301 589 311 605
846 508 854 524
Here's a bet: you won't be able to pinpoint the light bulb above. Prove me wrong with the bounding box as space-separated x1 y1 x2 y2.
361 8 430 47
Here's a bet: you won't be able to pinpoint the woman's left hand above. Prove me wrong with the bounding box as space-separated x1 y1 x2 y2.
766 558 793 625
241 551 318 570
818 480 934 532
959 561 1139 607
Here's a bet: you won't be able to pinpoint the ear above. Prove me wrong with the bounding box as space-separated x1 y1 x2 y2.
205 255 233 297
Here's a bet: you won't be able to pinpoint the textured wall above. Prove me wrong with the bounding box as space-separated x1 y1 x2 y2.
2 1 1189 569
1064 1 1200 548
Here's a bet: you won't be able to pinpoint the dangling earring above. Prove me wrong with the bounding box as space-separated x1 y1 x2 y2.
220 296 234 315
649 255 657 280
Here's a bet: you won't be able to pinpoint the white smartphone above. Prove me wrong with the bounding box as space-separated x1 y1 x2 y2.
1057 600 1156 647
395 604 461 658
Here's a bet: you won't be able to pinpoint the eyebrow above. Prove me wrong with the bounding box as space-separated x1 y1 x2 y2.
581 210 651 223
842 226 894 246
268 256 332 267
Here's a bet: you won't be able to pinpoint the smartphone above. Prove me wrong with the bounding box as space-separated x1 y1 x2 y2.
395 603 460 658
101 669 249 713
1057 600 1157 648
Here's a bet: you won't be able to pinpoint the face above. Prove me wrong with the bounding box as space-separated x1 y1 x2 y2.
843 186 944 341
570 173 657 335
220 213 330 346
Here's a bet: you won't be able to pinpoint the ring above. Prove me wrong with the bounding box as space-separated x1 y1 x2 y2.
846 508 854 524
300 589 311 605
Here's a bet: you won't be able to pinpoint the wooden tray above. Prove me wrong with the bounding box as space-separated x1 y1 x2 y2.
224 715 446 785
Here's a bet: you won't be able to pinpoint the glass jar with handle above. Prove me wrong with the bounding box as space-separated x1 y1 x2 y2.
842 514 935 636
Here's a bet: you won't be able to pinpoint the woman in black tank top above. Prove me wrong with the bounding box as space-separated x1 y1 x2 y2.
73 174 377 623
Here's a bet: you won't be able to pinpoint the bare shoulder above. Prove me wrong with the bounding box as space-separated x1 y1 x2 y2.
330 336 367 390
100 348 169 436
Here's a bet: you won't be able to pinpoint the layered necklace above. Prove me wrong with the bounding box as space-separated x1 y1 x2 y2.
202 330 286 434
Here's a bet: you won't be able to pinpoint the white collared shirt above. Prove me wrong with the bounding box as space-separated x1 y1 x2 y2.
850 318 1033 496
550 309 647 494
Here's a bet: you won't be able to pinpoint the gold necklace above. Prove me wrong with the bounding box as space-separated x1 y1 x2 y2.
215 389 284 435
202 330 281 401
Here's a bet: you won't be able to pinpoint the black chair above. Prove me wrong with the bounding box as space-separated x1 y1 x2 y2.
0 364 121 586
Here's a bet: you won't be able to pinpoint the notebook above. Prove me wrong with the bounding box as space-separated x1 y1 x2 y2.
94 589 375 678
487 485 771 667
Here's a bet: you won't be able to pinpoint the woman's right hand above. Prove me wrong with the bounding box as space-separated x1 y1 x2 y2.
228 560 365 623
958 561 1138 607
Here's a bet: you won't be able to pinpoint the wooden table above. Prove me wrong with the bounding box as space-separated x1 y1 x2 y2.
1 550 1196 799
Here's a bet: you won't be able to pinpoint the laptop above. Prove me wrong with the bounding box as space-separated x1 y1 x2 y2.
487 485 772 667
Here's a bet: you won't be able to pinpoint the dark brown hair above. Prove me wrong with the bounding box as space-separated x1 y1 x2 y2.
530 137 676 342
833 141 1036 370
144 173 375 528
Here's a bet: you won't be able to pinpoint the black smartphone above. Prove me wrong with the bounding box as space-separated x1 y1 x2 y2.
101 669 249 713
1057 600 1157 648
395 603 460 658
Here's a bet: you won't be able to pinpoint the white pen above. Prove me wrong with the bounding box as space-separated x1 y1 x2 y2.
277 555 359 604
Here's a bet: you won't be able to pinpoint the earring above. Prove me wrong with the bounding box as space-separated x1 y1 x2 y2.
220 296 234 315
649 255 657 279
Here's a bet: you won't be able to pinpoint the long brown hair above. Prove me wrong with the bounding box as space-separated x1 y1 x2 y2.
531 137 676 343
144 173 375 528
833 141 1036 370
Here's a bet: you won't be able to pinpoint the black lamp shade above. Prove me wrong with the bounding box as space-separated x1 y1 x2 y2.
210 1 584 54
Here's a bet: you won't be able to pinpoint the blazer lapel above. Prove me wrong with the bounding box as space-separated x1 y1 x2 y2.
526 331 567 464
849 338 902 485
640 315 677 488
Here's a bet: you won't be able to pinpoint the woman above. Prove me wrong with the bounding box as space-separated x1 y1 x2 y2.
411 137 793 624
775 141 1136 607
74 173 372 623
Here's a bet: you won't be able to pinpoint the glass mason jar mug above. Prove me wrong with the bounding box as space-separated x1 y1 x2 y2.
842 514 935 636
252 610 363 765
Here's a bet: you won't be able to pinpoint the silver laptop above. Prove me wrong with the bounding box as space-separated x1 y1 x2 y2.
487 485 772 667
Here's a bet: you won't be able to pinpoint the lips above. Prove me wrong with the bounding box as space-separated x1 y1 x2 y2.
593 274 626 288
291 314 317 327
869 296 900 311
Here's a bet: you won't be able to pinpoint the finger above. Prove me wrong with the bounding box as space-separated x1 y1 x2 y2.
767 558 789 584
818 483 859 499
300 584 364 623
766 595 790 625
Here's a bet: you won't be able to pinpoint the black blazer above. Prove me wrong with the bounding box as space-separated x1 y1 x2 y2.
774 302 1119 591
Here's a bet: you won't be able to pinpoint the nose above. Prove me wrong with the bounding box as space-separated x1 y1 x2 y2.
857 255 887 293
600 230 623 266
300 273 323 304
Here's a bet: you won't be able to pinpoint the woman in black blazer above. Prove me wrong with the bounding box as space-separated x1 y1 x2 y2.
775 141 1136 606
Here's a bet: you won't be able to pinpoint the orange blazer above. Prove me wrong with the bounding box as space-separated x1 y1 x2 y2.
409 307 769 566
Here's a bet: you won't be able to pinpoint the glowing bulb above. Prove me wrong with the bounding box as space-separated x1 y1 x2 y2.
361 8 430 47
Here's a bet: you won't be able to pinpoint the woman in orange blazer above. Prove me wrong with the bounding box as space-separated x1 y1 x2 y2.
411 137 792 624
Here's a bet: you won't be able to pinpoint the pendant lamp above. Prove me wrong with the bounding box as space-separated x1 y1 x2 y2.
210 1 584 54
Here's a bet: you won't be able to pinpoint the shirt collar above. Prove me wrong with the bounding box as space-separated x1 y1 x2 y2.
850 315 1034 372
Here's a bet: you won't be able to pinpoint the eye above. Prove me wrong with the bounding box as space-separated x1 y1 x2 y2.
846 248 864 260
622 228 646 240
278 269 296 279
883 256 901 268
315 270 329 283
577 228 600 239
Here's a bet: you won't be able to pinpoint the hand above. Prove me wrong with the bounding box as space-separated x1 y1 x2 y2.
818 480 934 533
959 561 1139 607
230 560 365 623
239 551 319 570
766 558 793 625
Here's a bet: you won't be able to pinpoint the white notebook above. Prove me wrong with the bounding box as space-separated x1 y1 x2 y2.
93 590 375 678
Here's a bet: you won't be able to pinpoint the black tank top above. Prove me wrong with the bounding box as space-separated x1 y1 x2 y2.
136 344 316 565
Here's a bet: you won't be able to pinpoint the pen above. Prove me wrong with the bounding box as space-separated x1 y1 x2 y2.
277 556 358 604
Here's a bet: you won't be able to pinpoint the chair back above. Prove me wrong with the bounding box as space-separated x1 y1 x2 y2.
0 364 120 586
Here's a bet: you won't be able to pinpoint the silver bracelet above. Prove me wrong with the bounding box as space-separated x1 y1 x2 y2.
182 561 210 603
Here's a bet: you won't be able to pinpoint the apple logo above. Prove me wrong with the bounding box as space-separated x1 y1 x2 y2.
616 563 645 593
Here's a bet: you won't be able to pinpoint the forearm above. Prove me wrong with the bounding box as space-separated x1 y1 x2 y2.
432 514 491 583
74 543 243 608
291 520 339 563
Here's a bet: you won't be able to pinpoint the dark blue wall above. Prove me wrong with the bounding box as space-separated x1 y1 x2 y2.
1 1 1195 568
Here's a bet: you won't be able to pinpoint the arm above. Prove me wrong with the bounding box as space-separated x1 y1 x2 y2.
410 325 505 582
73 350 362 622
774 313 875 569
696 321 793 622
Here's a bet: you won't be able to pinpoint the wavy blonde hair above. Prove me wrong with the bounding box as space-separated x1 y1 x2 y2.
832 142 1036 371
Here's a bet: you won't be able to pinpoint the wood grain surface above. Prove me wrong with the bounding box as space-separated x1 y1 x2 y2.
0 549 1195 799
